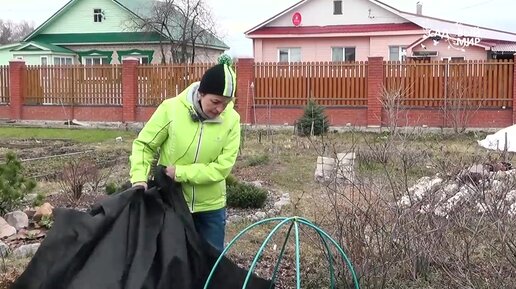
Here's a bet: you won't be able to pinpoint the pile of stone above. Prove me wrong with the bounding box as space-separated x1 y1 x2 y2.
0 203 53 259
398 163 516 217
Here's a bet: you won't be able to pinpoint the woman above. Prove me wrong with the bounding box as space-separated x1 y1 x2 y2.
129 56 240 252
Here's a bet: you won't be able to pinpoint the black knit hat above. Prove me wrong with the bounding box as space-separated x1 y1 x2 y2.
198 55 236 98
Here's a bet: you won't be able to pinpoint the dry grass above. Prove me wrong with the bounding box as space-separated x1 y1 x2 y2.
3 126 510 288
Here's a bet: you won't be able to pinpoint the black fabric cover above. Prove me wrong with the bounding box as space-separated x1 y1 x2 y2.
11 166 273 289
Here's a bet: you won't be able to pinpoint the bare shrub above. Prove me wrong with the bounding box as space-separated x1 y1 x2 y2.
58 158 98 207
311 131 516 288
379 85 410 136
440 63 483 134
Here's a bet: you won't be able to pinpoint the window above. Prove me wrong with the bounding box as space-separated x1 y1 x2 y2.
451 57 465 62
389 46 406 61
54 56 73 65
84 57 109 65
333 0 342 15
278 48 301 62
41 56 48 66
122 55 149 64
94 9 103 22
332 47 356 61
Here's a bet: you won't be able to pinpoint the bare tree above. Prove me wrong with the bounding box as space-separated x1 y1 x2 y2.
0 20 35 45
130 0 219 64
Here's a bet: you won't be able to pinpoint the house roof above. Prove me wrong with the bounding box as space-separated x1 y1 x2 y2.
245 0 516 42
491 43 516 52
12 41 76 54
0 43 22 51
24 0 228 50
249 23 421 36
371 0 516 42
30 33 165 45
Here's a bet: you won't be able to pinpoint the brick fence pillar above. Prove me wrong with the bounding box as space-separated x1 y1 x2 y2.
367 56 384 127
513 54 516 124
9 59 26 120
122 58 139 122
235 58 255 124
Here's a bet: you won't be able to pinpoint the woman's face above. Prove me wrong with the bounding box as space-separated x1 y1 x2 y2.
199 93 231 119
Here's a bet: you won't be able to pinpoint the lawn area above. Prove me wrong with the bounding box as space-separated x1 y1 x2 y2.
0 126 136 143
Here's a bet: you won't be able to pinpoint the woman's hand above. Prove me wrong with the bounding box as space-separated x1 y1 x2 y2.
166 166 176 180
132 182 148 190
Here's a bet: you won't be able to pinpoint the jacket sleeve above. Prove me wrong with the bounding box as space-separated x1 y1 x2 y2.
129 102 171 184
174 118 241 185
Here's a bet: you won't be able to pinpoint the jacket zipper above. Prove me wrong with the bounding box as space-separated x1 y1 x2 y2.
191 122 204 211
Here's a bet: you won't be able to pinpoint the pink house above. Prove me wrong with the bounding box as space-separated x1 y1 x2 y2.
245 0 516 62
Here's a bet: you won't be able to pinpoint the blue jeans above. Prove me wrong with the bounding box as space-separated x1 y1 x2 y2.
192 208 226 252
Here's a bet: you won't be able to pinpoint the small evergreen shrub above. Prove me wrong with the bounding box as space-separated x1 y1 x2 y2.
105 181 132 195
296 100 330 136
225 174 238 187
32 192 46 208
226 177 267 209
105 182 118 195
246 154 270 167
0 152 37 214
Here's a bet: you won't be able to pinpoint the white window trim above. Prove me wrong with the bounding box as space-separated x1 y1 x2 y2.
331 47 356 62
389 46 407 61
83 56 109 65
53 56 73 65
121 55 149 64
94 8 103 22
40 56 48 65
278 47 301 63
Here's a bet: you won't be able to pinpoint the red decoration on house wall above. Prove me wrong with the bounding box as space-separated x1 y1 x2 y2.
292 12 302 26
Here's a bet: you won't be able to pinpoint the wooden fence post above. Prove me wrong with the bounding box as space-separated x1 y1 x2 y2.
9 59 26 120
367 57 384 127
122 58 139 122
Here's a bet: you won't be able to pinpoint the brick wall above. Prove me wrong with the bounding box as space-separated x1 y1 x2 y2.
2 56 516 129
367 57 384 127
0 105 8 119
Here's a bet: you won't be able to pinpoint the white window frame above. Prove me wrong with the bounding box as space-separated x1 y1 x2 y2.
278 47 301 63
121 55 150 64
54 56 73 65
331 47 356 62
83 56 109 66
94 8 103 22
40 56 48 65
389 46 407 61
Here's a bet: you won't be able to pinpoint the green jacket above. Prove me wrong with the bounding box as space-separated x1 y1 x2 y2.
129 82 241 213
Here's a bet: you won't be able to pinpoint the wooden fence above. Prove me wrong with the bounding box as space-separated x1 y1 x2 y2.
384 60 514 108
254 61 368 106
137 63 213 106
6 60 515 111
24 65 122 105
0 66 8 104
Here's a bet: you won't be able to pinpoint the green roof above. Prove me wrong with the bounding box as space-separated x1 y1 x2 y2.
0 43 22 51
13 41 75 54
30 32 228 50
30 32 166 44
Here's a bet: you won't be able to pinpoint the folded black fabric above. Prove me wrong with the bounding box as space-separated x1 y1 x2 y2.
12 166 273 289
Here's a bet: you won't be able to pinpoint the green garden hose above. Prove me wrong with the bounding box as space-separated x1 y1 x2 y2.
202 216 360 289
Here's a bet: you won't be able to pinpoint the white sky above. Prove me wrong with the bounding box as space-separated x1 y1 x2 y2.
0 0 514 57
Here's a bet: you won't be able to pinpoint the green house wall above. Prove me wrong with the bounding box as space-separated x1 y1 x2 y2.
41 0 137 34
